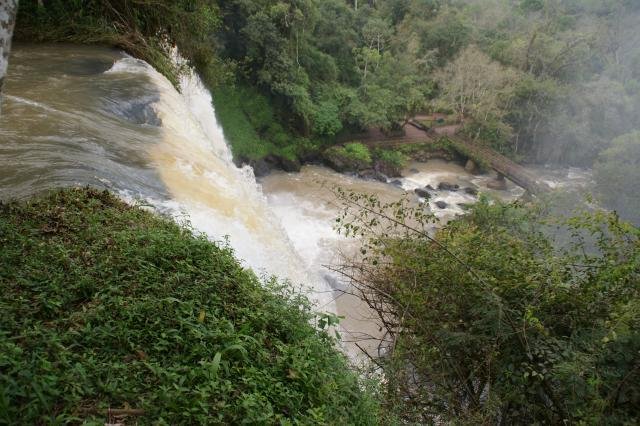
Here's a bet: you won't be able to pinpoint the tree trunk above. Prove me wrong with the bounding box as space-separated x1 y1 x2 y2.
0 0 18 114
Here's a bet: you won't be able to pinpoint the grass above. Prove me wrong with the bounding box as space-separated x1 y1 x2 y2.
212 85 320 164
0 188 380 424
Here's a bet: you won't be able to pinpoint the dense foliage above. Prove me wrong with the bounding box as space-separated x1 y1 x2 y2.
594 131 640 226
335 191 640 424
15 1 640 171
15 0 226 87
0 188 379 424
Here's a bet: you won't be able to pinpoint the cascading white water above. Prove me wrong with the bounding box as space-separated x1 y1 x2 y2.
104 55 337 311
3 45 586 361
0 44 335 312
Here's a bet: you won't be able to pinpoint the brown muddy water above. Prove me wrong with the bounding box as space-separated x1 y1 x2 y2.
1 44 586 360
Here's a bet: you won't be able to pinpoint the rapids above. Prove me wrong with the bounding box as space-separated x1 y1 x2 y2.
0 44 334 312
1 44 589 359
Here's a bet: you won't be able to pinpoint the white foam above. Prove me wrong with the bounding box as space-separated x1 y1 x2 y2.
106 55 337 312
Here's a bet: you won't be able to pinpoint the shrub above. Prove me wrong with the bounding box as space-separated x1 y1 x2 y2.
594 131 640 226
373 149 408 177
343 143 373 165
15 0 225 87
323 143 373 173
0 188 380 424
333 190 640 424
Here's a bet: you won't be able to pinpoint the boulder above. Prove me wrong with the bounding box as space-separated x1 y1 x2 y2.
438 181 459 191
434 200 448 209
279 156 301 173
425 184 436 191
486 178 507 190
249 159 271 178
358 169 387 182
374 159 402 178
414 188 431 199
464 159 480 175
463 186 478 196
390 179 403 187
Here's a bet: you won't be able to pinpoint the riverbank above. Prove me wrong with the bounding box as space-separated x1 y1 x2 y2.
0 187 381 424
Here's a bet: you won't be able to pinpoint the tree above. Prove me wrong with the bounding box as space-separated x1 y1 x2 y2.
0 0 18 113
434 45 519 124
594 131 640 226
333 189 640 424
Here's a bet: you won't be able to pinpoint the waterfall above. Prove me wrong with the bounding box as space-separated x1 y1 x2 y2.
103 54 337 311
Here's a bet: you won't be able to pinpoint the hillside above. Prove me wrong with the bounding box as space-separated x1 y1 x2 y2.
0 188 379 424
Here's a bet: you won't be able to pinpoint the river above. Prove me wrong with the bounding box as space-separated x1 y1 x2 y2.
0 44 589 359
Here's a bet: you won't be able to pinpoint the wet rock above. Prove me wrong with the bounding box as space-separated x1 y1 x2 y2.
358 169 387 182
390 179 403 187
463 186 478 196
438 182 459 191
425 184 435 191
250 159 271 178
464 159 480 174
414 188 431 199
435 200 448 209
279 156 301 173
409 168 420 174
520 191 535 203
374 159 402 178
486 178 507 190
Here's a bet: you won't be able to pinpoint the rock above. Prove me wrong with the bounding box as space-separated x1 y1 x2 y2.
425 184 435 191
374 159 402 178
358 169 387 182
249 159 271 178
463 186 478 196
464 159 480 174
438 181 459 191
486 178 508 190
435 200 448 209
409 168 420 174
390 179 403 187
414 188 431 199
358 169 374 179
279 156 301 173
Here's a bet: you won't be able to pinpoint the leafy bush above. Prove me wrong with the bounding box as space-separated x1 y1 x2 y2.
334 191 640 424
594 131 640 226
0 188 380 424
373 149 408 176
323 143 372 173
343 143 373 165
15 0 226 87
312 100 343 137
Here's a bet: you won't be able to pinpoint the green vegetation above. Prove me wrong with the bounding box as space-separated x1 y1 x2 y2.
15 1 640 168
211 84 316 164
15 1 227 87
594 131 640 226
0 188 380 424
373 149 408 175
323 142 372 173
335 190 640 424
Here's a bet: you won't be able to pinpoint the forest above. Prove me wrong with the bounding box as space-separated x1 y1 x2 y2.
15 0 640 224
2 0 640 424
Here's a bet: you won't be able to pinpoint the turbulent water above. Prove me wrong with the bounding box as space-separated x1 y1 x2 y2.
1 44 588 359
0 44 335 311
